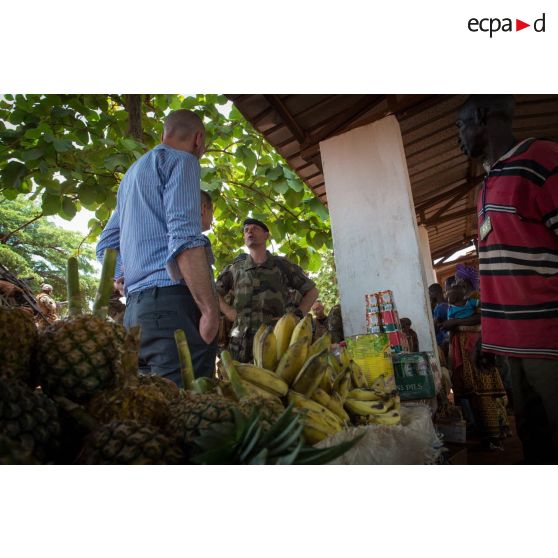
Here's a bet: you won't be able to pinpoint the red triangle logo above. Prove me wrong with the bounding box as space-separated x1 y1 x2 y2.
516 19 530 31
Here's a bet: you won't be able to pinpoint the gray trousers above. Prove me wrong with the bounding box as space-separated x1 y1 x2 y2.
124 285 217 387
508 357 558 464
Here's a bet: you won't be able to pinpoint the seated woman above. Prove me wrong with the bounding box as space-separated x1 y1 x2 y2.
443 280 509 450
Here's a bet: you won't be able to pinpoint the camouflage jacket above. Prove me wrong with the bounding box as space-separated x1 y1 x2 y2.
328 304 345 344
216 251 315 361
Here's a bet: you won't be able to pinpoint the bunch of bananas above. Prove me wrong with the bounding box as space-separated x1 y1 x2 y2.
220 313 402 445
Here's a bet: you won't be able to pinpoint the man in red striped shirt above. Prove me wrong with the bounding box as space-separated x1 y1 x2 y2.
457 95 558 464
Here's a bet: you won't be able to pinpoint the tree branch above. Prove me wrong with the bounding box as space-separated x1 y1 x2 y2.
1 213 44 244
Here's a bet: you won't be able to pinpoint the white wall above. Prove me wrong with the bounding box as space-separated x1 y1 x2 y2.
418 225 437 288
320 115 438 354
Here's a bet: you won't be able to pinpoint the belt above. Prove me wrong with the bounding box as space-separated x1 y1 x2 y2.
127 284 191 302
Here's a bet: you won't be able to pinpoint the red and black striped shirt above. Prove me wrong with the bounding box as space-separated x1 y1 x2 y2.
477 138 558 359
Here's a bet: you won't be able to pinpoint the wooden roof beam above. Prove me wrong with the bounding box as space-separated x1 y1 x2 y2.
264 95 307 144
425 206 477 227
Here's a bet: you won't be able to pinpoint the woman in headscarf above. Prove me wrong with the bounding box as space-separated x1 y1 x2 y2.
443 264 509 449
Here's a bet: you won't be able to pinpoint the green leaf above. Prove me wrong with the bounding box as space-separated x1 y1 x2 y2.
287 177 304 192
95 206 110 221
266 166 283 180
20 147 45 162
1 161 27 189
307 197 329 220
272 179 289 195
284 188 304 209
52 138 73 152
61 197 77 220
77 184 99 206
42 193 61 216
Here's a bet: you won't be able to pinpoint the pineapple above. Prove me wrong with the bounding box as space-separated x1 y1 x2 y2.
190 403 363 465
0 306 38 386
38 251 132 403
77 420 184 464
138 374 180 401
0 377 61 463
0 434 38 465
86 381 172 429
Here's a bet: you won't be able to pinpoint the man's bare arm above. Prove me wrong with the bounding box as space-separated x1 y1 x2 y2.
176 247 219 343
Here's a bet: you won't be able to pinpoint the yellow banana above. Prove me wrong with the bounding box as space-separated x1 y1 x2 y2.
327 354 343 376
347 388 386 402
236 363 288 397
319 365 335 394
258 326 278 371
239 378 283 403
305 409 343 432
312 388 331 407
368 411 401 426
289 314 313 348
292 350 327 398
308 332 331 359
344 399 390 416
338 348 351 368
274 313 299 360
336 370 352 400
370 375 387 394
303 424 335 444
275 339 308 385
392 394 401 412
252 323 268 367
288 391 344 430
349 360 368 389
327 392 351 423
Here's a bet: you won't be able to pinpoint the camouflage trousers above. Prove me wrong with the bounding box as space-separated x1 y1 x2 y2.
229 328 256 363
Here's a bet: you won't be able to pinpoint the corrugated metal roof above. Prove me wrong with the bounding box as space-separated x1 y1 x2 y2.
227 94 558 258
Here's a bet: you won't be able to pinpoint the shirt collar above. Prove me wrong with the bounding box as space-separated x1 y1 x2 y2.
486 137 535 172
243 250 272 270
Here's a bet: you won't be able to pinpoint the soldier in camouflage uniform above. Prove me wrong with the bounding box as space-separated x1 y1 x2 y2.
328 303 345 344
216 218 319 362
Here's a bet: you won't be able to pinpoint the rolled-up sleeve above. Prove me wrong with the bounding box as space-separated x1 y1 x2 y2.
96 206 123 278
163 154 209 263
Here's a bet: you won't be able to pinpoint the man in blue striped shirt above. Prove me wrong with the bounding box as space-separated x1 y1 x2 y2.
96 110 219 385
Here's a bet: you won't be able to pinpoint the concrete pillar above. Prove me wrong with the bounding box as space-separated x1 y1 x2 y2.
418 225 437 288
320 115 437 354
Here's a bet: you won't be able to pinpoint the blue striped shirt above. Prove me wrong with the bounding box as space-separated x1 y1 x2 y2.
96 144 209 294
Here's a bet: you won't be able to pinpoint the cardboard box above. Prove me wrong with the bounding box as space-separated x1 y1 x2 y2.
393 352 436 400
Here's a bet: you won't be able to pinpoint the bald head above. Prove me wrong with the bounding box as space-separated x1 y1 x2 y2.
460 95 515 123
457 94 516 163
162 109 206 158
